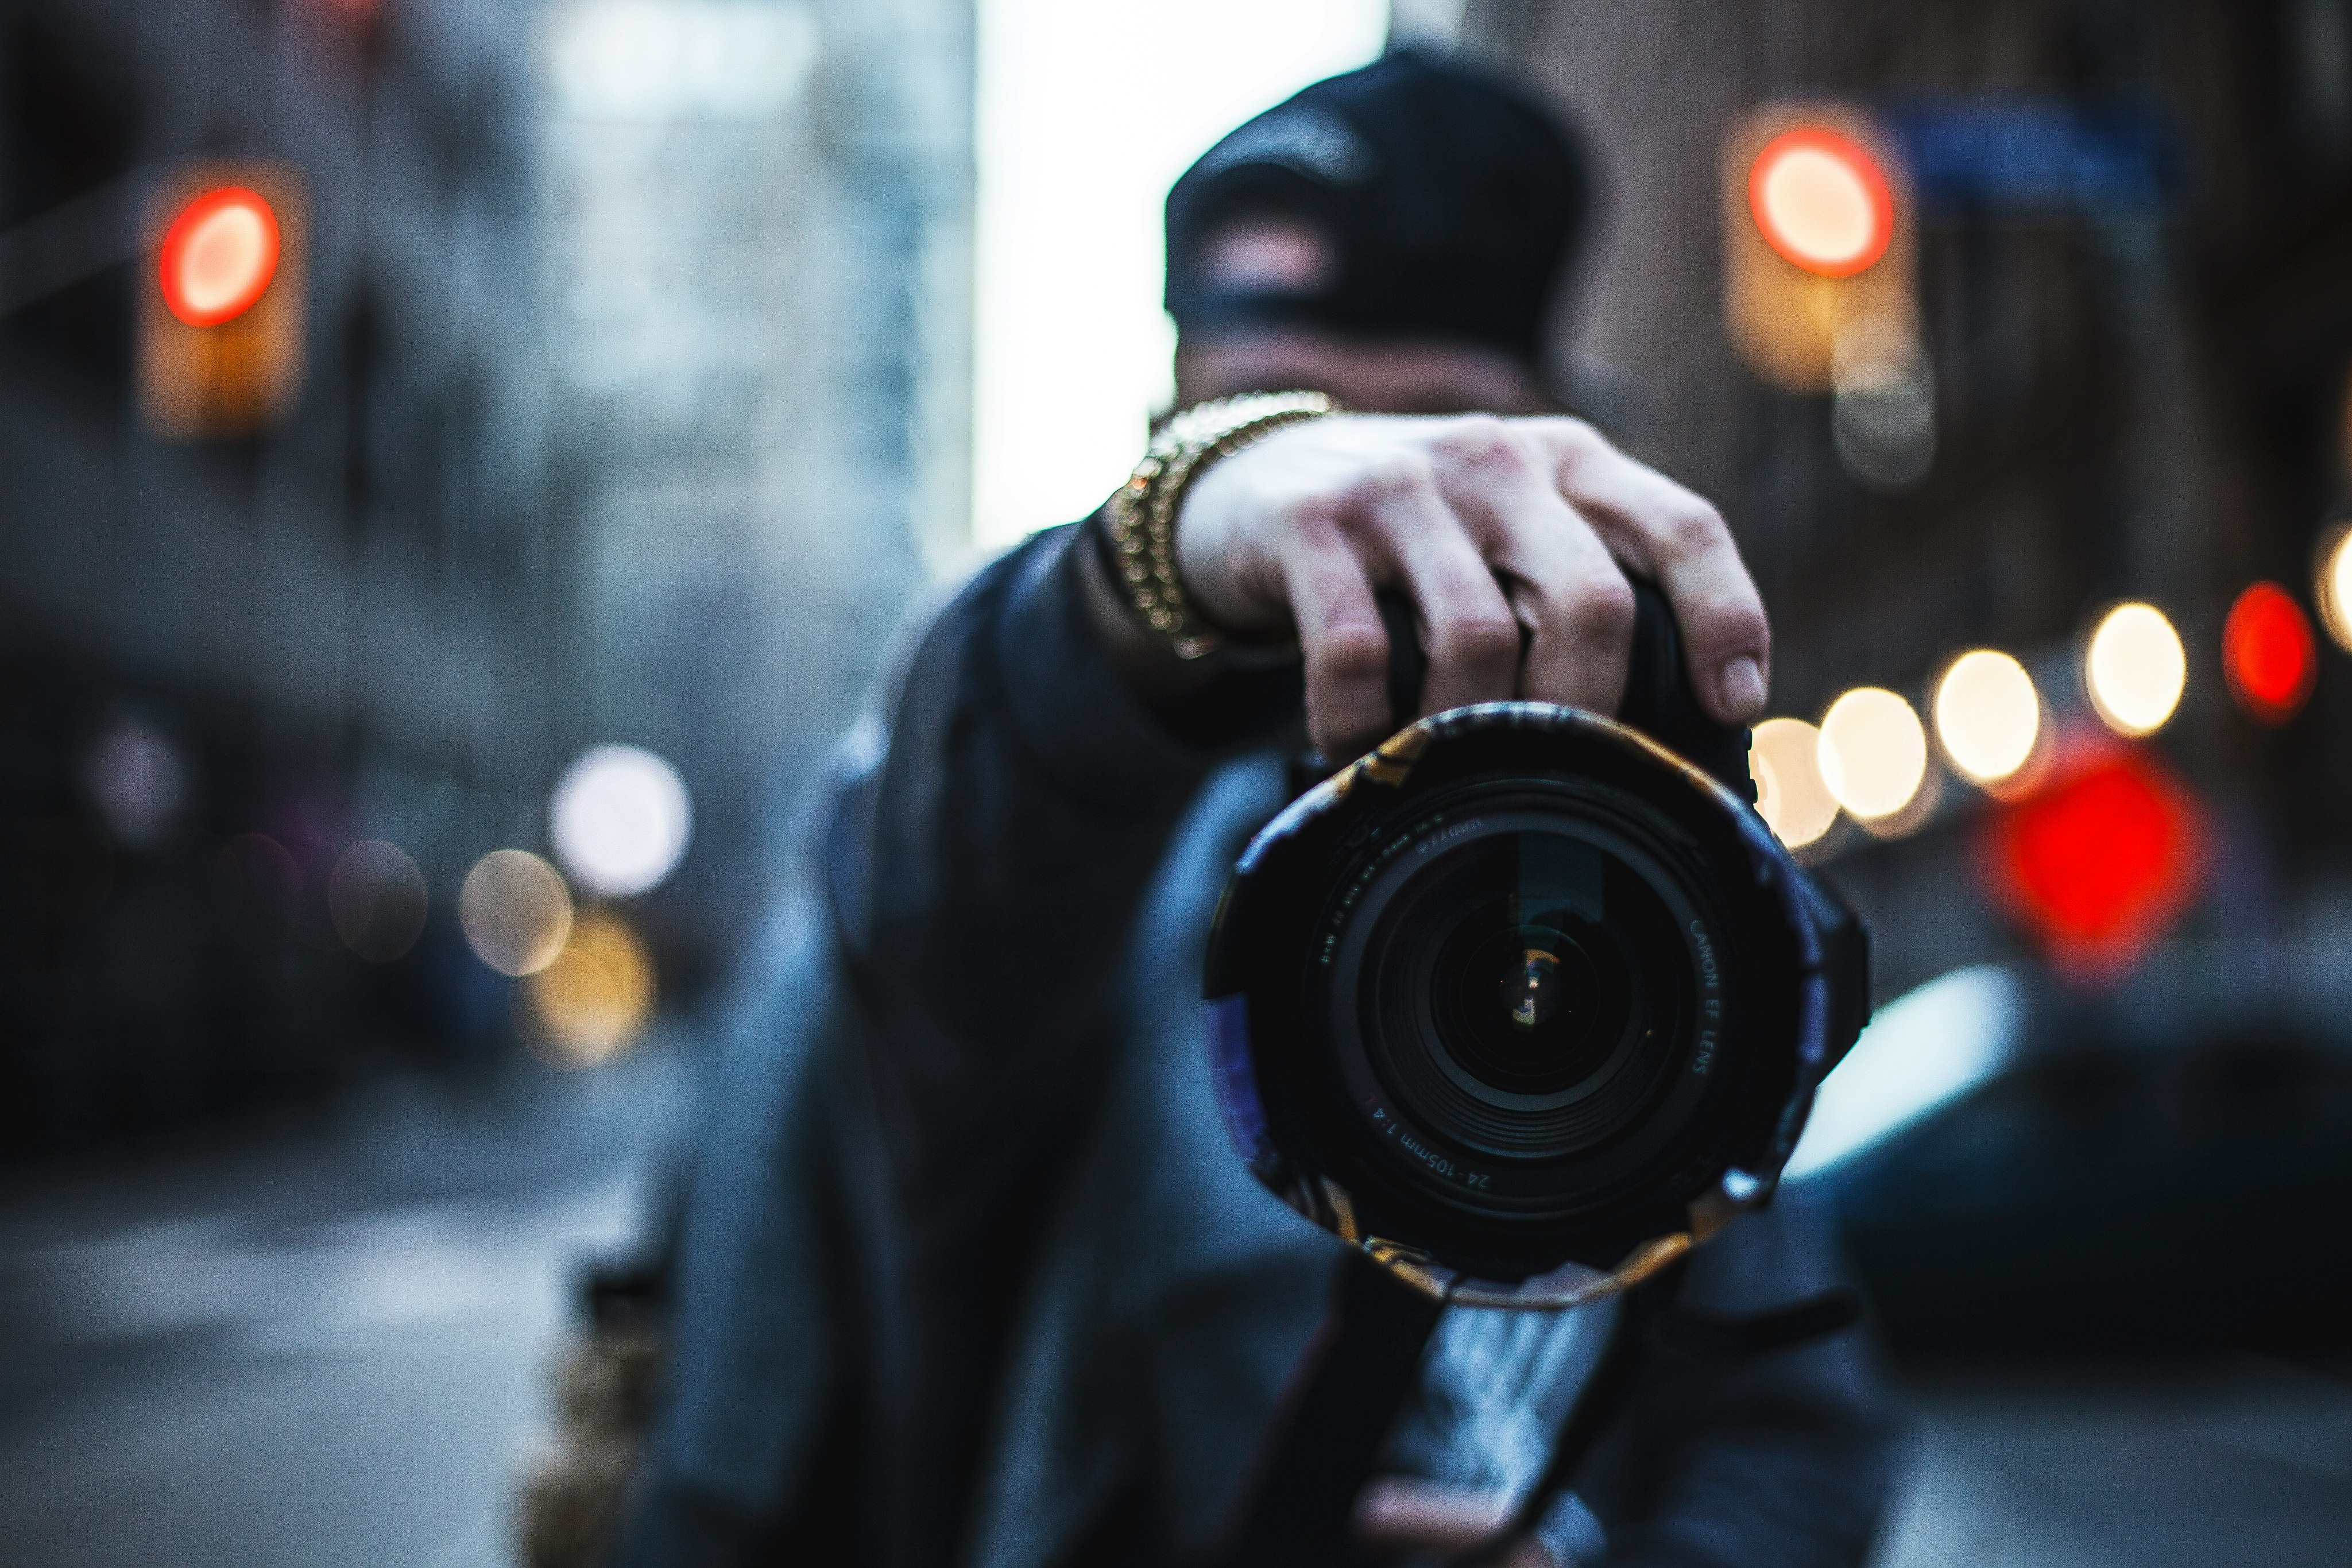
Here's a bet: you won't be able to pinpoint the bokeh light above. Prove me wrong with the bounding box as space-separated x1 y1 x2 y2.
1749 717 1841 848
1829 313 1935 490
459 849 574 977
1979 746 2203 978
327 839 427 963
1816 687 1929 822
524 911 655 1067
1748 127 1894 277
2316 521 2352 653
84 718 187 848
1853 750 1944 841
158 187 281 327
1932 650 2041 787
2221 581 2316 726
2082 602 2187 738
550 744 693 898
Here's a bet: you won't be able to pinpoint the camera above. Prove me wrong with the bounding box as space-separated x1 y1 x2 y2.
1202 585 1871 1306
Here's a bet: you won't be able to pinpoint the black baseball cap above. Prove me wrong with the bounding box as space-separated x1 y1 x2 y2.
1164 49 1593 367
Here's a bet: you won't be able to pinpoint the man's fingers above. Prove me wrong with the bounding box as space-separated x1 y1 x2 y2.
1435 441 1635 714
1384 510 1522 717
1502 517 1638 717
1298 440 1519 749
1354 1479 1553 1567
1419 414 1631 716
1536 421 1772 723
1282 541 1392 759
1194 413 1764 755
1355 1477 1510 1549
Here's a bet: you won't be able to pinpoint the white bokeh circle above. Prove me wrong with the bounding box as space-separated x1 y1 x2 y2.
550 744 693 898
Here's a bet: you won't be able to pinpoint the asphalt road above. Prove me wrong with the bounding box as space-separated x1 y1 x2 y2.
0 1047 695 1568
1874 1359 2352 1568
0 1044 2345 1568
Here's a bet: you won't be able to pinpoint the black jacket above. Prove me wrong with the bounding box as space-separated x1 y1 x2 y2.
616 524 1900 1568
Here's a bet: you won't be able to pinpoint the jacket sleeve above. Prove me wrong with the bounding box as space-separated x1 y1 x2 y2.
846 521 1299 1194
1576 1194 1906 1568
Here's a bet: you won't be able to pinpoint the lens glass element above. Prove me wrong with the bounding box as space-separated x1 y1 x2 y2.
1328 810 1700 1168
1427 837 1634 1098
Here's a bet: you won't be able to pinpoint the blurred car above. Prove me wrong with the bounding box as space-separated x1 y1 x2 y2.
1788 957 2352 1357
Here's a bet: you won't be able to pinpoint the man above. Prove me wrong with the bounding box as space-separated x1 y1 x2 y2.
613 50 1895 1568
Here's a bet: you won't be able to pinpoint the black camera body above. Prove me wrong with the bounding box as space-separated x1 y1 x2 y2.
1202 587 1870 1305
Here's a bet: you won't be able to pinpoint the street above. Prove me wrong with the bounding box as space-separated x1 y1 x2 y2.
0 1048 695 1568
1875 1360 2352 1568
1 1045 2347 1568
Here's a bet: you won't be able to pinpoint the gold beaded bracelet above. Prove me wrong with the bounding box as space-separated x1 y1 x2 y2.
1103 390 1341 659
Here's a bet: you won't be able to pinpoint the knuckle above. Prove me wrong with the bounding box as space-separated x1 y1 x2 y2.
1340 450 1437 510
1432 413 1522 471
1318 623 1392 683
1564 572 1638 640
1662 498 1730 559
1720 600 1773 655
1676 578 1769 651
1283 498 1353 549
1543 416 1603 462
1432 610 1521 667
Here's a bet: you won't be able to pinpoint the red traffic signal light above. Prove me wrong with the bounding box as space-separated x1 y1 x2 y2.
157 187 281 327
141 163 307 439
1720 107 1913 393
1748 127 1895 277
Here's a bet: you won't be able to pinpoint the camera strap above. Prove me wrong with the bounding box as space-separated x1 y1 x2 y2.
1208 1249 1446 1568
1210 1256 1695 1568
1447 1274 1863 1567
1445 1264 1682 1567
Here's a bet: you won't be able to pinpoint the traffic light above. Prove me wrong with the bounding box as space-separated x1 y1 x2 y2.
1720 106 1913 393
140 162 307 438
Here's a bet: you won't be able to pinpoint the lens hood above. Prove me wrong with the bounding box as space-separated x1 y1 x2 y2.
1203 702 1869 1308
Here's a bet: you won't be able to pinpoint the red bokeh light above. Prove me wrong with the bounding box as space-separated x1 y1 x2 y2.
2221 580 2317 725
1748 127 1895 277
157 187 281 327
1979 743 2203 979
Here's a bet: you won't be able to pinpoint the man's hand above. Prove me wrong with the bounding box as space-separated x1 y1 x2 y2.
1355 1477 1556 1567
1173 413 1770 760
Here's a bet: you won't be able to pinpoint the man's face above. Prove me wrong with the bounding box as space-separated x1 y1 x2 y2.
1172 219 1556 416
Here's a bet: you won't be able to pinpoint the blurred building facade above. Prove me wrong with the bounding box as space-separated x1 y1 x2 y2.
0 0 563 1156
540 0 973 971
1461 0 2352 1003
0 0 975 1161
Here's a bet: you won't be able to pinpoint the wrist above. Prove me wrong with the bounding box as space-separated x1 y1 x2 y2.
1169 454 1288 641
1102 390 1339 659
1081 509 1296 696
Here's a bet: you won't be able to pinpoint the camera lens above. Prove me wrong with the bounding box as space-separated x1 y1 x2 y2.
1203 700 1869 1286
1326 806 1698 1168
1431 885 1629 1098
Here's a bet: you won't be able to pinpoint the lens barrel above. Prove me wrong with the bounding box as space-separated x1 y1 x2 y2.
1204 702 1869 1292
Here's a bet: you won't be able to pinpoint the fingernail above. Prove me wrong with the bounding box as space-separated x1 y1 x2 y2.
1716 656 1766 719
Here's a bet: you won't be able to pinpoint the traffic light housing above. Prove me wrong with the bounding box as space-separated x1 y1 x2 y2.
1720 106 1913 393
141 162 308 438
